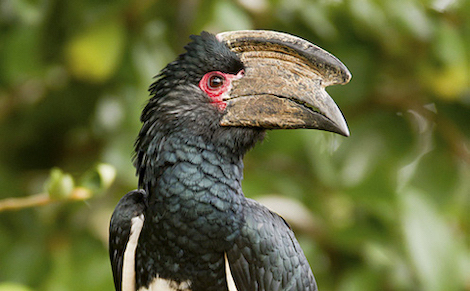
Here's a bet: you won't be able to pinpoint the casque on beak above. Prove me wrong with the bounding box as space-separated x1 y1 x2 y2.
217 30 351 137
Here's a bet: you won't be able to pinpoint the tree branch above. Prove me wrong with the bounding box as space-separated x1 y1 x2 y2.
0 187 91 212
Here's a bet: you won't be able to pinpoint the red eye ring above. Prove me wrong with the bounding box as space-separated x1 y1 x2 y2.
207 73 225 89
199 70 243 111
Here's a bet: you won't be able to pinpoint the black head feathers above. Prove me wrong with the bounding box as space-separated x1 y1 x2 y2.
149 32 244 97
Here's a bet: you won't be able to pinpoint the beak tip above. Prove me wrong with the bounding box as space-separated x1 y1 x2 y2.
336 117 350 137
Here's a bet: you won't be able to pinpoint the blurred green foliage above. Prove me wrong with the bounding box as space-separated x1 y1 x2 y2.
0 0 469 290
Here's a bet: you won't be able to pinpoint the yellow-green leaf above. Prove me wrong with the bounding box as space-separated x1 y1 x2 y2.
45 168 75 200
0 282 33 291
65 17 125 83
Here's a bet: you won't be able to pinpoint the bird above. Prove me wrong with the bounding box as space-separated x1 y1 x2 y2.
109 30 351 291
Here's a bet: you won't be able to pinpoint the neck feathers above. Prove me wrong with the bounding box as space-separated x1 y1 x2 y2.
134 92 265 192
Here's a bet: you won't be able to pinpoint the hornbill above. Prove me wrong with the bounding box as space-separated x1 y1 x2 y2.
109 30 351 291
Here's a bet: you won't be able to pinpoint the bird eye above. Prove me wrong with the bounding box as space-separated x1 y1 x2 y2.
208 74 225 89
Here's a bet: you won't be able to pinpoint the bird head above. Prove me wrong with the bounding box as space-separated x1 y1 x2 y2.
137 30 350 166
142 30 349 134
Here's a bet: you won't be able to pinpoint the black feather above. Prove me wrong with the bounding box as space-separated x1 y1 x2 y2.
226 199 317 291
109 190 147 291
113 31 316 291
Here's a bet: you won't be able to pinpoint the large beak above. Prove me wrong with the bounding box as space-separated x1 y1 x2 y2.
216 30 351 137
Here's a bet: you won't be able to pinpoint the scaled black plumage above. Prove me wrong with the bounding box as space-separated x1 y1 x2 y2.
109 30 351 291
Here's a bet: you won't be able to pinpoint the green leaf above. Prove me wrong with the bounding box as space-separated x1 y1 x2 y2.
2 26 43 84
45 168 75 200
421 21 469 100
0 283 33 291
80 163 116 195
399 187 467 291
65 17 126 83
209 0 253 31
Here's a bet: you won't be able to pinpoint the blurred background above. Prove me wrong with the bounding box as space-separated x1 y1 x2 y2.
0 0 469 290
